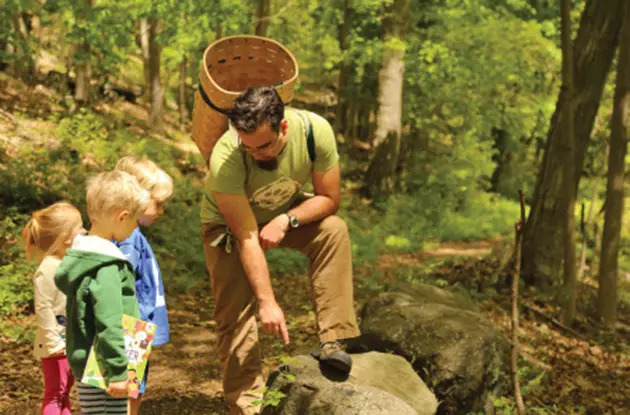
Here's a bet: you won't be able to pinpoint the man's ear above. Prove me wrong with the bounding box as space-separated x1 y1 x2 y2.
280 119 289 136
115 210 130 224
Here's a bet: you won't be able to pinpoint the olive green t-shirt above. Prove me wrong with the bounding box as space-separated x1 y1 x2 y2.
200 108 339 225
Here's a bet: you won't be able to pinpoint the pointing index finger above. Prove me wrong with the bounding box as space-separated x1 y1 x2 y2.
280 320 290 345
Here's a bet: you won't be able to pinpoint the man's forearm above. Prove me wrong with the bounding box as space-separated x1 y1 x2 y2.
238 236 276 303
287 195 338 226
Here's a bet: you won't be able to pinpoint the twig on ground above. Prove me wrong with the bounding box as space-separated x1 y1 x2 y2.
522 303 588 340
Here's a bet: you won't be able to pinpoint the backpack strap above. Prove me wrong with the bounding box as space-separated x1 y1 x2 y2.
198 84 232 116
298 111 316 163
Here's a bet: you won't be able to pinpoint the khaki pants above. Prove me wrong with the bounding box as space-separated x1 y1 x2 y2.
201 215 360 415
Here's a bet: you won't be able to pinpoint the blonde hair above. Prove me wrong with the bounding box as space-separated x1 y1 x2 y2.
115 156 173 203
86 170 150 222
22 202 83 261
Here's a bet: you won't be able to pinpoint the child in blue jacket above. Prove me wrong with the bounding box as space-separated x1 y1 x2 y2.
115 156 173 415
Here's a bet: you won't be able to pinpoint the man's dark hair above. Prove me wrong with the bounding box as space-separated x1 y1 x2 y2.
230 87 285 133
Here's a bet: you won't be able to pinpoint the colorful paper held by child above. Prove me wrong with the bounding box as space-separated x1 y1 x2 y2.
81 314 157 398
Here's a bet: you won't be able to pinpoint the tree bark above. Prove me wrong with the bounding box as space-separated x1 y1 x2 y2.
511 191 526 415
576 184 598 282
522 0 626 287
254 0 271 37
73 0 93 106
147 18 163 130
598 2 630 326
490 128 511 192
362 0 410 199
334 0 353 139
559 0 577 327
179 56 188 129
74 57 89 105
11 13 36 84
140 18 151 98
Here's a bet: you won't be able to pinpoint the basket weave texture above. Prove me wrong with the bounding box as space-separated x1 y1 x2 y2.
191 35 299 162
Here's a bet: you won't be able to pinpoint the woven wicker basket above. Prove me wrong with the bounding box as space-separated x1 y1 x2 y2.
191 35 299 162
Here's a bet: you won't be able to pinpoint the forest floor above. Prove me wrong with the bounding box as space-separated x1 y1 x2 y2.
1 242 629 414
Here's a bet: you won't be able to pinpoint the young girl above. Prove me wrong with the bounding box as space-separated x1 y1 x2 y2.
22 202 84 415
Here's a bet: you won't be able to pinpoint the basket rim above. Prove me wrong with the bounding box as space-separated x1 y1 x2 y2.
201 35 299 98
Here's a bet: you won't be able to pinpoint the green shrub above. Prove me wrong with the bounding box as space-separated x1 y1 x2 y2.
0 144 89 213
439 192 521 241
0 209 34 317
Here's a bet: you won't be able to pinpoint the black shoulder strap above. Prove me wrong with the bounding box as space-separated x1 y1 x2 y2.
300 111 316 162
307 123 315 163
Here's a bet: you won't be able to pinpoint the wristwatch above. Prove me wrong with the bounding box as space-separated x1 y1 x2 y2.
287 213 299 229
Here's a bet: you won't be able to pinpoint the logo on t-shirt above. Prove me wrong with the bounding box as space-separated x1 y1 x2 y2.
249 177 302 210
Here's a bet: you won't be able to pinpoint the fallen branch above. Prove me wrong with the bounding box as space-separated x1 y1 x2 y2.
522 303 588 340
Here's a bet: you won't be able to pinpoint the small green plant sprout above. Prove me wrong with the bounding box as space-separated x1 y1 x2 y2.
250 386 287 413
250 355 297 412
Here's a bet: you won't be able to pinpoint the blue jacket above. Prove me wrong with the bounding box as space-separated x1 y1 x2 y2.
116 228 169 346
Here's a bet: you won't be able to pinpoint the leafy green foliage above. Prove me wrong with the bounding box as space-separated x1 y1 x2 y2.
404 2 559 200
439 193 521 242
251 355 296 410
44 0 136 78
0 209 33 318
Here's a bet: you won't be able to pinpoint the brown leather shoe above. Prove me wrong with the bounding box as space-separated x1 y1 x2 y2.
311 341 353 374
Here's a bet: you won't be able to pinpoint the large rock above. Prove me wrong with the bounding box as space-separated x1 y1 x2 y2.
358 286 508 414
261 353 438 415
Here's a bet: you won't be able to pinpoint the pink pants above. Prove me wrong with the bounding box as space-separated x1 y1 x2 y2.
41 355 74 415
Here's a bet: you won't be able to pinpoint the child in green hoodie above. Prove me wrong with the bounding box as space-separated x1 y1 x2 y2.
55 170 150 414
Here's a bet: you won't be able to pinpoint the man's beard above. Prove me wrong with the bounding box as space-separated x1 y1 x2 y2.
255 158 279 171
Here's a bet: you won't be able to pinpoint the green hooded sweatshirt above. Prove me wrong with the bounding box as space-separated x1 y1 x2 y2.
54 235 139 384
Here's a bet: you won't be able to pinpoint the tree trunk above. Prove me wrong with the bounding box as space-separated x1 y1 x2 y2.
11 13 36 84
147 18 163 130
559 0 577 326
490 128 510 192
32 14 41 80
522 0 626 287
593 222 601 274
73 0 93 106
74 57 89 106
140 18 151 98
358 106 371 142
179 56 188 129
334 0 353 139
598 3 630 326
362 0 410 199
362 131 401 197
576 184 598 282
254 0 271 37
511 192 526 415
